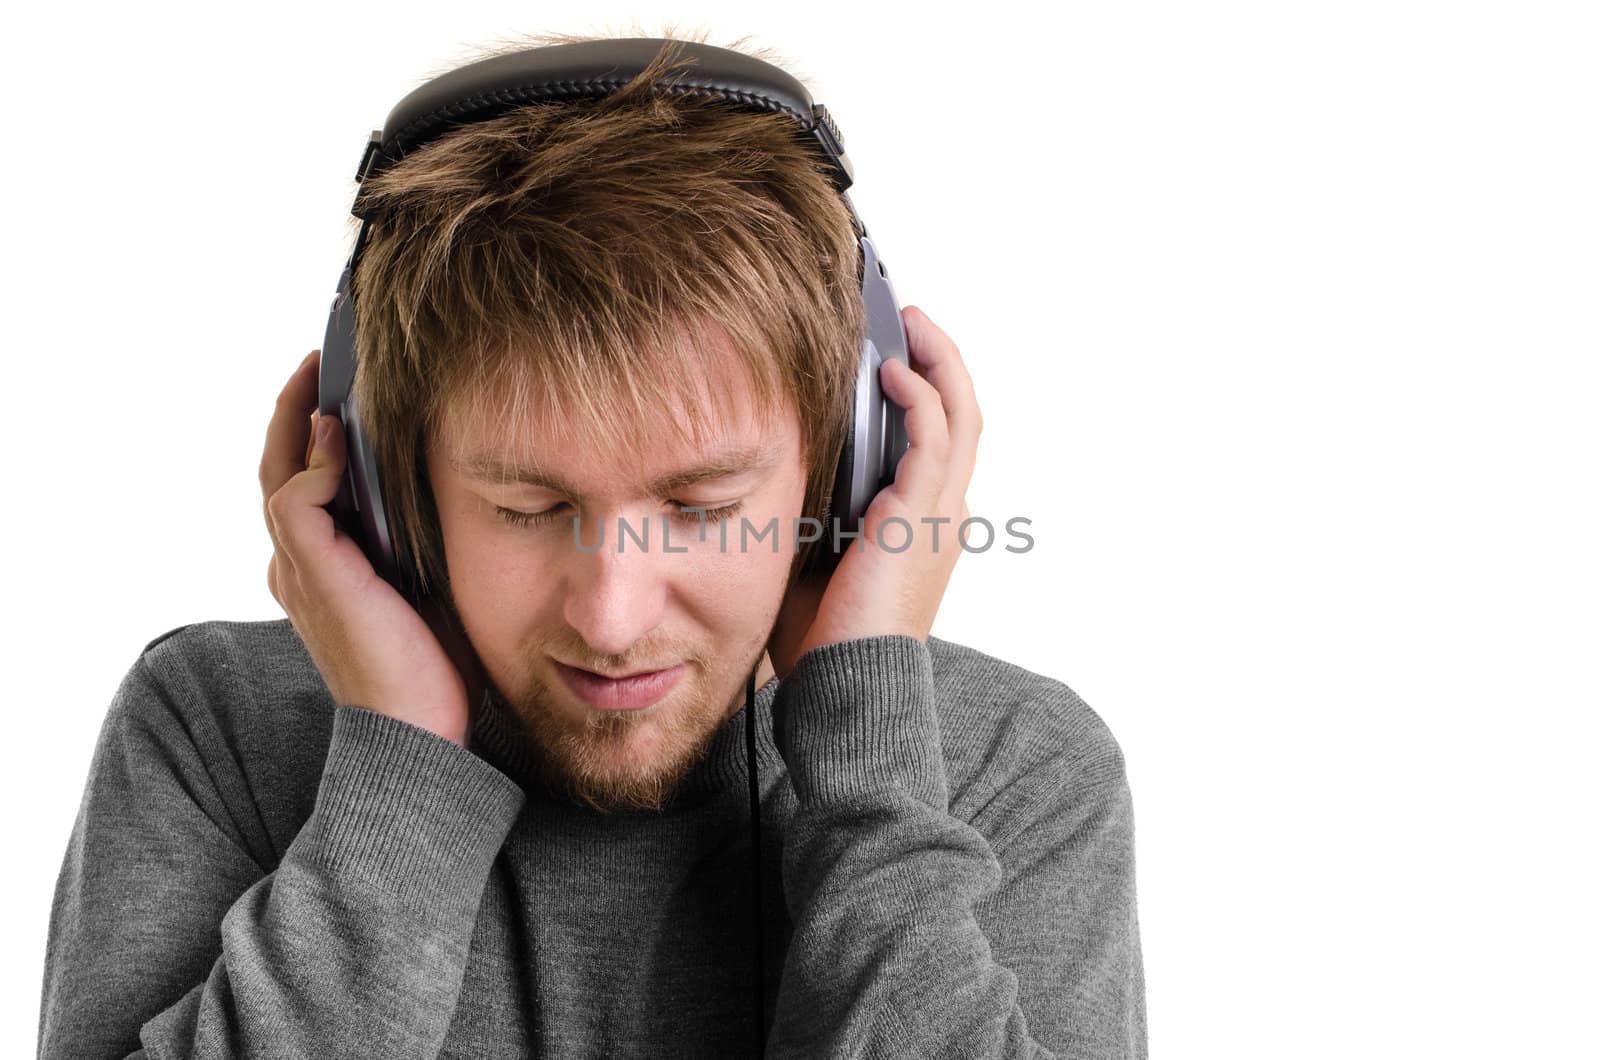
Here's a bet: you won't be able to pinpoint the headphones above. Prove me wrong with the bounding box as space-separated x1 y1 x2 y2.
317 37 910 601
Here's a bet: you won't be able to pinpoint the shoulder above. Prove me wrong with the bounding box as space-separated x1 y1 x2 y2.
131 619 334 744
926 635 1127 780
135 617 327 707
925 635 1130 848
112 618 337 855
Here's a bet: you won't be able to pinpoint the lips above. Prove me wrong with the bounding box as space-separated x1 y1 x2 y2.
553 660 686 712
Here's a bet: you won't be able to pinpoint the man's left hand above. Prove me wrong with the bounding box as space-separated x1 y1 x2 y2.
767 305 983 680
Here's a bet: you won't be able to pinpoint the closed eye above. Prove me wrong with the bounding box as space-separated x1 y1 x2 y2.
494 500 745 530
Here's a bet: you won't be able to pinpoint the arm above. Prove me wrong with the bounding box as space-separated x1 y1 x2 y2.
766 635 1146 1059
38 653 525 1059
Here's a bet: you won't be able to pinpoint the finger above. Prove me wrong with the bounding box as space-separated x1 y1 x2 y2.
901 307 982 482
878 355 949 506
259 350 322 522
264 412 348 577
304 411 319 469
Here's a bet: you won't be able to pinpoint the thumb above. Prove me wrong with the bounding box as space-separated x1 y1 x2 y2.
307 411 343 467
302 412 347 506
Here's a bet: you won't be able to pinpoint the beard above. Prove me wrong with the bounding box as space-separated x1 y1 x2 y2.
505 657 735 815
429 577 773 815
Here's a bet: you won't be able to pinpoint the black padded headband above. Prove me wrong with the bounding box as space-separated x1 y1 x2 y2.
349 37 855 216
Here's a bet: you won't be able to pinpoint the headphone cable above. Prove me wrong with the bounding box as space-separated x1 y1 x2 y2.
746 665 766 1055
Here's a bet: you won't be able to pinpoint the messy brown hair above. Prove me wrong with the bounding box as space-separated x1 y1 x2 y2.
346 29 865 598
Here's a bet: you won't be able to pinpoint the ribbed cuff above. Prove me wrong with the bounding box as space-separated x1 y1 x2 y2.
299 705 526 918
774 635 948 810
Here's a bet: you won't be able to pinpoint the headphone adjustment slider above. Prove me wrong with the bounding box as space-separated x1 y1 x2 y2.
354 130 384 183
810 105 854 192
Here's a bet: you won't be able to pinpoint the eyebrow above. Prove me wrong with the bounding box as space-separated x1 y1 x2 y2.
448 442 784 498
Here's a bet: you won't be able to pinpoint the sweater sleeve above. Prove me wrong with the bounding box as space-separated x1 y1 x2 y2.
37 654 526 1059
766 635 1146 1059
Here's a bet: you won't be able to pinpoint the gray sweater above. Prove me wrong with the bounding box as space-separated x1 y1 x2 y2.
38 618 1146 1058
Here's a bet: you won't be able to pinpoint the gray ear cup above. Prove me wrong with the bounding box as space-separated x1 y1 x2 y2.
810 235 910 573
318 266 419 599
855 236 911 518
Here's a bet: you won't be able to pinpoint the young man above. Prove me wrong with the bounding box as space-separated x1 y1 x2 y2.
38 35 1146 1059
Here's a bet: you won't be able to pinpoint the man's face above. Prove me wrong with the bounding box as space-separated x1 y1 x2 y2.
424 329 807 814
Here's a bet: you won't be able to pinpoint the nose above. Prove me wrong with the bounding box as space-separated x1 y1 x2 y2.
561 512 671 659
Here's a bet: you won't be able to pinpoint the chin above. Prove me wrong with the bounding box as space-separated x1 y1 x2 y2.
514 668 725 815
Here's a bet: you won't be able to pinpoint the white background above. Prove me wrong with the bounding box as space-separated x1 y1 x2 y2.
5 2 1596 1056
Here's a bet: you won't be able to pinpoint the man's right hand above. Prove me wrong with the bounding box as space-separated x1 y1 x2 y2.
259 349 474 747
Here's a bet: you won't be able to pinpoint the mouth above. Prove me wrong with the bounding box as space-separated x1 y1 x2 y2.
552 659 687 712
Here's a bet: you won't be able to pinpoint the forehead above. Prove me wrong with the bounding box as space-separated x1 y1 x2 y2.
435 320 799 493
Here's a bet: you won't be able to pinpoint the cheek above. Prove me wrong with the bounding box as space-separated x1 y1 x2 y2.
433 493 555 631
669 517 797 621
